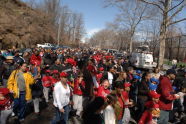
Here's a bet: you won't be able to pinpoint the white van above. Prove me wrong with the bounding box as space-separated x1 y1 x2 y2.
129 45 157 69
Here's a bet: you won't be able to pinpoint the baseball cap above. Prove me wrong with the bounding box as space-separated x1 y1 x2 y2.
124 83 131 88
149 91 160 99
60 72 68 77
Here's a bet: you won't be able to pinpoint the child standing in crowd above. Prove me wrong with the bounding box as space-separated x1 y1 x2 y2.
148 78 159 91
139 103 160 124
122 83 134 124
104 94 117 124
0 88 13 124
42 70 52 103
113 81 125 124
73 73 85 117
96 79 110 99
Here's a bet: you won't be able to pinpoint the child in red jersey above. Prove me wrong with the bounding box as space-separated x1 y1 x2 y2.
0 88 13 124
42 70 53 103
122 83 134 124
73 73 85 117
96 79 110 99
139 91 161 124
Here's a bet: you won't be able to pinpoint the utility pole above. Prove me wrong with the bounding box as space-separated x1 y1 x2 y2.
57 14 62 46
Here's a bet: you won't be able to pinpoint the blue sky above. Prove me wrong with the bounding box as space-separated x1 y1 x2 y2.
62 0 118 37
22 0 118 37
22 0 186 37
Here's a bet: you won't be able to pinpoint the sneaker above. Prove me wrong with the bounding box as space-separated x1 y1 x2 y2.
11 112 15 117
19 119 24 122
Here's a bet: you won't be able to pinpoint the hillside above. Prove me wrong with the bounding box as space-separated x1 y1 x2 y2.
0 0 56 49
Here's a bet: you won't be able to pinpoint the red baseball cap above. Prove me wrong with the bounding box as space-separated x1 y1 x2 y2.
124 83 131 88
45 70 50 73
149 91 160 99
60 72 68 77
99 67 104 71
52 70 59 74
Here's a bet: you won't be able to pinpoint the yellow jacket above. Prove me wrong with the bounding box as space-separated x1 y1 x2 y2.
7 70 35 101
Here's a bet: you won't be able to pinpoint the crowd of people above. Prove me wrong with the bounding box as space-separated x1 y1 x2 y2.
0 47 186 124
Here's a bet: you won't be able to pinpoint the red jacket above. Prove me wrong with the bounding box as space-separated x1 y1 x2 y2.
51 77 59 85
117 94 125 120
42 76 53 87
30 54 42 66
96 86 110 99
0 88 12 110
73 79 85 96
122 91 129 108
157 76 176 110
138 110 152 124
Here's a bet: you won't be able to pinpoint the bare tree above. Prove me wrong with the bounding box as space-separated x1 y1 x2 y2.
105 0 157 53
138 0 186 67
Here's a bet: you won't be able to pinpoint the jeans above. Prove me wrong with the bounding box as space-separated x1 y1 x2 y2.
13 91 26 120
118 119 123 124
2 79 8 87
158 110 170 124
51 105 70 124
0 109 13 124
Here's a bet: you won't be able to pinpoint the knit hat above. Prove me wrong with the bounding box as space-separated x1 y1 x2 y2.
166 69 176 75
150 78 159 84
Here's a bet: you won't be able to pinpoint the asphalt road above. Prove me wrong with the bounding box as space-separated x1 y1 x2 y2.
8 100 82 124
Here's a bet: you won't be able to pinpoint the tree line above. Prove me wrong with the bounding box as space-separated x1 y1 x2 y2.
88 0 186 67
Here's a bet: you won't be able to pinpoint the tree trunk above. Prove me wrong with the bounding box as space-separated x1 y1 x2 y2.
176 36 181 62
158 0 170 68
129 29 135 53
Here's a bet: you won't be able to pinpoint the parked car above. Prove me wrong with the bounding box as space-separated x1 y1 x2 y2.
37 43 54 48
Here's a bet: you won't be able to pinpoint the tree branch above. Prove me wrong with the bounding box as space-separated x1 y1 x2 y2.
139 0 163 11
168 18 186 26
168 3 186 21
168 0 185 12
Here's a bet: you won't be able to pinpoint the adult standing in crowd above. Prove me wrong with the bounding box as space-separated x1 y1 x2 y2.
0 56 15 87
7 62 36 122
52 72 71 124
157 69 181 124
137 72 151 121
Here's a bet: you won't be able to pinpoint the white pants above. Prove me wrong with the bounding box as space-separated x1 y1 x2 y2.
33 98 40 113
43 87 50 103
0 109 12 124
122 108 130 124
73 95 83 116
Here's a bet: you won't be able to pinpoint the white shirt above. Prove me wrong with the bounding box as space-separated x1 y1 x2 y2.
92 76 99 88
53 81 70 109
108 72 113 85
104 105 116 124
